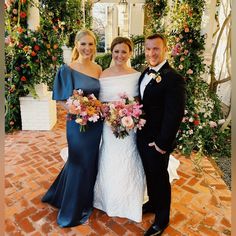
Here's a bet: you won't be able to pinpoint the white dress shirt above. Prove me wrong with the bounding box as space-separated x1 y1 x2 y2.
140 60 167 99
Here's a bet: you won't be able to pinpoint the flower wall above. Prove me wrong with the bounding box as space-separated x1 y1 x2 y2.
168 0 230 158
4 0 88 133
144 0 230 158
5 0 64 132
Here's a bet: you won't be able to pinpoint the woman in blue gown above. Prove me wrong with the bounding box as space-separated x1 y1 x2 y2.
41 29 103 227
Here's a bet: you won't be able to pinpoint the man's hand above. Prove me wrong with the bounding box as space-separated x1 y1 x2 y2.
148 142 166 154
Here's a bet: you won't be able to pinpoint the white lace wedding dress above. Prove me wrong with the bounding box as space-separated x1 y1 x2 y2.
60 72 180 223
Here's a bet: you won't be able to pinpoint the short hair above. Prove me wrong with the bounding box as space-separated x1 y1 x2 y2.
110 37 133 52
145 33 167 47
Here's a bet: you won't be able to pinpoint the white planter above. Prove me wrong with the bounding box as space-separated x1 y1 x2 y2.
35 83 48 98
62 45 72 64
19 92 57 130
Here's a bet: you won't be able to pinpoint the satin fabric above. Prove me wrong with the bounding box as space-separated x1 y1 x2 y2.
42 64 103 227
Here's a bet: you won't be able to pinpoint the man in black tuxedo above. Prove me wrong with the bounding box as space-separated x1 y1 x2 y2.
137 33 186 236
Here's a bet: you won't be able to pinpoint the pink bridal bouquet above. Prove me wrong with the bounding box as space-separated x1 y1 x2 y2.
66 89 103 132
103 93 146 139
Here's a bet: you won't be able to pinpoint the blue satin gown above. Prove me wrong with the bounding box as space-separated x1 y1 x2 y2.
41 64 103 227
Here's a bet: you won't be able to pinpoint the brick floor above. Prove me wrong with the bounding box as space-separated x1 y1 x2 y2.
5 105 231 235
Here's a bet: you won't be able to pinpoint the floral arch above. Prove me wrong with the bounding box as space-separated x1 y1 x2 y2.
5 0 231 159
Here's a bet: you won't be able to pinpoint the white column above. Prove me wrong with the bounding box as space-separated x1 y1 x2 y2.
105 4 118 51
19 0 57 130
27 0 40 30
129 3 144 35
201 0 217 82
112 5 119 38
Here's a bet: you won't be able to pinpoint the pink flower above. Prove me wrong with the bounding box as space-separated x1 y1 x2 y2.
209 121 217 128
5 36 11 45
52 56 57 61
184 27 189 33
187 69 193 74
171 43 182 56
66 90 103 131
137 119 146 129
103 94 146 138
184 50 189 55
12 9 17 15
121 116 134 129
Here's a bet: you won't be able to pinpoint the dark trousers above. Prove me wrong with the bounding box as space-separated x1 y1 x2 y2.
137 135 171 227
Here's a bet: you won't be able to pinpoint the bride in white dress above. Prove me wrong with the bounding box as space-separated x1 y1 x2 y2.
60 37 180 223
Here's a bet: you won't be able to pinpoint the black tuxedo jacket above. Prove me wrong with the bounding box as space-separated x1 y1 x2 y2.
138 61 186 152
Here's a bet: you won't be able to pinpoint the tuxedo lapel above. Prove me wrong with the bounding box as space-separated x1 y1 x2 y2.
158 61 171 76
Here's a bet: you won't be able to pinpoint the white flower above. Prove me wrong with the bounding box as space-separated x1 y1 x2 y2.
189 117 194 122
88 114 99 122
148 72 162 83
149 73 157 80
218 119 225 125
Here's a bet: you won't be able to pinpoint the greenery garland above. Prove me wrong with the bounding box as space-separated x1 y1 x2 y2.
144 0 168 34
5 0 93 133
167 0 230 158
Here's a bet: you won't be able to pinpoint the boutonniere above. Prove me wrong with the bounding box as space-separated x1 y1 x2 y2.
148 71 162 83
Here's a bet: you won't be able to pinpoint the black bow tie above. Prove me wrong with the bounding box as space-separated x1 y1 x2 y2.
147 69 157 75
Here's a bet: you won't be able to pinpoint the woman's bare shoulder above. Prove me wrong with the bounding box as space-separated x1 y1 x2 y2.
100 68 113 78
129 68 138 73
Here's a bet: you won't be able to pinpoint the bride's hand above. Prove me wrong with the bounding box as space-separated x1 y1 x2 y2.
148 142 166 154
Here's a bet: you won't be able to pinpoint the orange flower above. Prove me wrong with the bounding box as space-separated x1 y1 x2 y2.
31 51 37 57
17 27 24 34
23 45 30 52
86 107 96 116
53 44 58 49
21 0 26 3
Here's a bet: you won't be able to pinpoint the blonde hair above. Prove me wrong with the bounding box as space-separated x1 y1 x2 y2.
110 36 133 52
71 29 97 62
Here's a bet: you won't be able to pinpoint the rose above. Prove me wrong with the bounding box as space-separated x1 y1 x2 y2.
209 121 217 128
121 116 134 129
34 45 40 51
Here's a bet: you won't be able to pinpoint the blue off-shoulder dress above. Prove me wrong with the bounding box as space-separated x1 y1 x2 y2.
41 64 103 227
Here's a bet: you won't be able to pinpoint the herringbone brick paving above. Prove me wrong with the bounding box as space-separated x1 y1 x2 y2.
5 105 231 235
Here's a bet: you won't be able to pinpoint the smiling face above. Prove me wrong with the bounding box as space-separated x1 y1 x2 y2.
112 43 132 66
145 37 167 67
76 34 96 60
